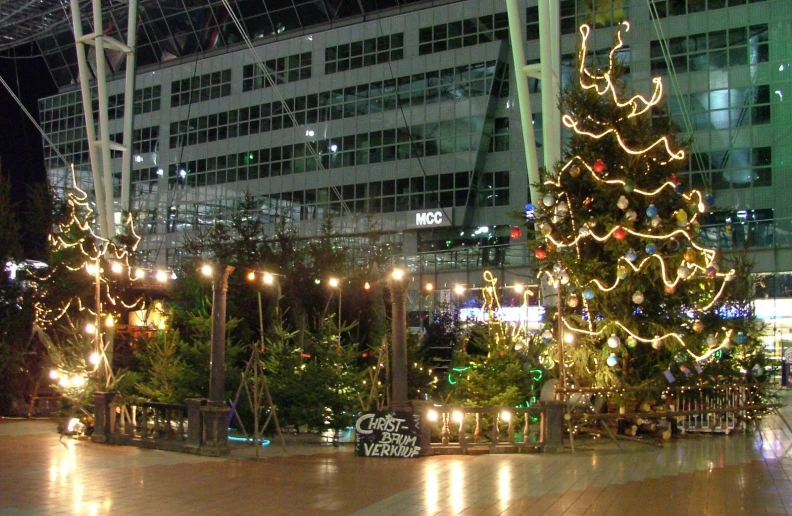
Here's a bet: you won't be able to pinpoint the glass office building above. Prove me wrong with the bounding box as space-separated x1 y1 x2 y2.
34 0 792 303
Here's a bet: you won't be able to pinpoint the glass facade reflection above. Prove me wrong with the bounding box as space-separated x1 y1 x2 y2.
33 0 792 282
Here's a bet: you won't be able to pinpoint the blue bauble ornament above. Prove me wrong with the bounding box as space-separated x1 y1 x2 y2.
606 354 619 367
667 238 680 252
625 249 638 262
736 332 747 345
541 330 553 343
645 243 657 255
646 205 659 218
704 194 715 207
675 183 686 195
525 203 534 213
583 288 595 300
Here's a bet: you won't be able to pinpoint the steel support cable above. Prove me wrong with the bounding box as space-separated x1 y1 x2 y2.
219 0 352 218
646 0 708 185
0 71 70 166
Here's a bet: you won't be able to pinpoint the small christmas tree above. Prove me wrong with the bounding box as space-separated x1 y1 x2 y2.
530 22 745 389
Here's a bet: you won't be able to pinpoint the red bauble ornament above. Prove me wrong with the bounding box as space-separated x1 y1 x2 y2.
534 247 547 260
670 173 679 185
592 159 606 174
510 226 522 239
613 227 627 240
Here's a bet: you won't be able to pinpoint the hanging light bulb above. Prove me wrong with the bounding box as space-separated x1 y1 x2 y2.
606 354 619 367
632 291 645 304
607 334 621 349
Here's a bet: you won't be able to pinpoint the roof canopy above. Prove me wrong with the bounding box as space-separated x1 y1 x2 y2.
0 0 435 87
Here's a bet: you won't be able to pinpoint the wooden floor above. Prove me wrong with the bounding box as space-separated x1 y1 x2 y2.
1 393 792 515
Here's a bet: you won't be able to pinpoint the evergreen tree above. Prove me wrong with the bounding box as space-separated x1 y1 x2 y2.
529 22 749 390
0 172 31 413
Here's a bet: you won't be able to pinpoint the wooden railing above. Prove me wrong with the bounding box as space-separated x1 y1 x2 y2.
92 393 214 454
111 401 190 442
555 384 779 439
416 402 564 454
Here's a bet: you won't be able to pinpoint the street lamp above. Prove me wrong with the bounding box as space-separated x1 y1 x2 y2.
328 277 342 353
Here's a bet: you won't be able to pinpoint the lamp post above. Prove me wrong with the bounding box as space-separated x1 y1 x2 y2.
200 263 234 455
328 277 342 353
389 268 409 411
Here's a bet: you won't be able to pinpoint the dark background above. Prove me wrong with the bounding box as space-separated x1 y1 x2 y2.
0 46 58 256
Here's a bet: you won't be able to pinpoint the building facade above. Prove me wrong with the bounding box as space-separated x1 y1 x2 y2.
36 0 792 311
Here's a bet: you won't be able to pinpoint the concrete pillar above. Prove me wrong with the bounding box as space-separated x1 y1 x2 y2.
541 400 565 453
412 400 434 456
185 398 204 448
200 401 230 456
91 391 116 443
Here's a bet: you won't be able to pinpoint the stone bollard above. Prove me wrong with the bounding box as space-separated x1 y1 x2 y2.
540 400 565 453
411 400 434 457
184 399 204 448
92 392 116 444
200 400 230 456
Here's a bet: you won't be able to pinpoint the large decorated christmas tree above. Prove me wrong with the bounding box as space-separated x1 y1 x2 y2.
530 22 754 389
35 168 144 390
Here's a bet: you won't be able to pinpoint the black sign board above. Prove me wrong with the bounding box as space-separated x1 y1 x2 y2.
354 411 421 458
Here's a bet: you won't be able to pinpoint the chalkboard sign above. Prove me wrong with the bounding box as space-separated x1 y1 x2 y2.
355 411 421 458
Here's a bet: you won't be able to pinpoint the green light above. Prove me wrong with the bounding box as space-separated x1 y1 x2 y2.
447 374 457 385
529 369 543 382
452 366 470 372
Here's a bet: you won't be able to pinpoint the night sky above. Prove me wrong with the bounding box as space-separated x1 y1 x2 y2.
0 47 58 256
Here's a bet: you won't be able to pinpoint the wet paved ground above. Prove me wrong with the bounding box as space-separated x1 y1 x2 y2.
2 393 792 515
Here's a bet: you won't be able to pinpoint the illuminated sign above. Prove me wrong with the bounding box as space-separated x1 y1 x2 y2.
415 211 444 226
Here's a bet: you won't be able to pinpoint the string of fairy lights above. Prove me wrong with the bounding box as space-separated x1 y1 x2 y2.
530 21 737 367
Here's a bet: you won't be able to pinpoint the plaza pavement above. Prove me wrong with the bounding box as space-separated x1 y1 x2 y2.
2 393 792 515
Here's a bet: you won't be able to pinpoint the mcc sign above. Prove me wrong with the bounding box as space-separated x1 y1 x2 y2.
411 210 451 228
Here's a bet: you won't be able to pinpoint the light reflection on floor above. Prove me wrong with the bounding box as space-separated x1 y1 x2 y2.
0 395 791 515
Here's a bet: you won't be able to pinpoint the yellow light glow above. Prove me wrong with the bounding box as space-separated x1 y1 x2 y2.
247 271 256 281
263 273 274 285
105 315 114 327
110 262 123 274
89 353 101 366
425 282 434 292
155 270 168 283
70 375 86 388
133 268 145 280
49 369 59 380
500 411 512 422
85 263 98 275
328 277 340 288
452 411 463 423
513 283 525 294
427 409 438 422
454 284 465 296
85 323 96 335
201 264 213 277
391 268 404 281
